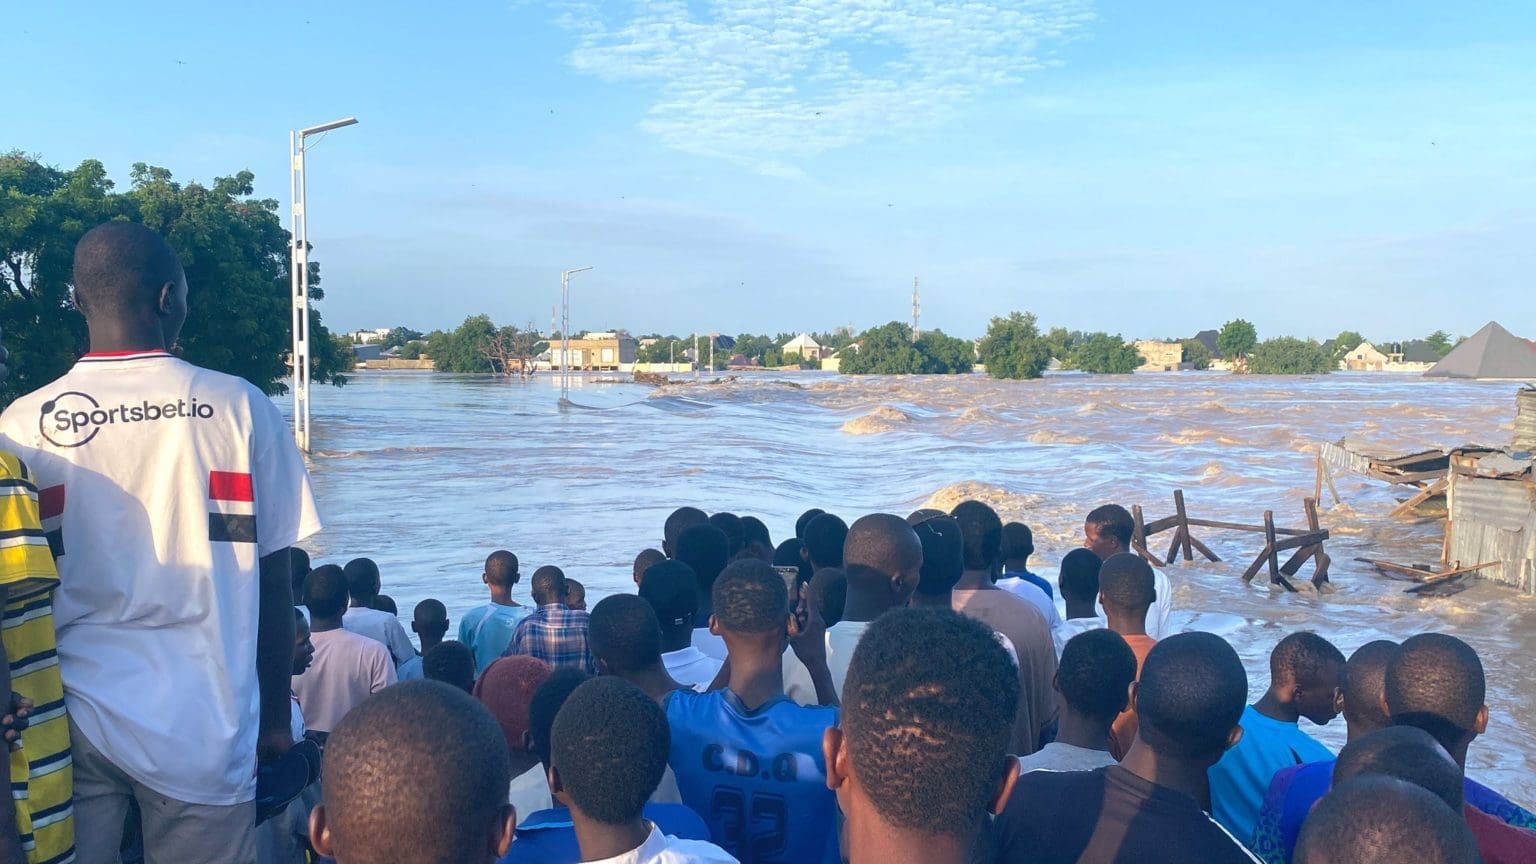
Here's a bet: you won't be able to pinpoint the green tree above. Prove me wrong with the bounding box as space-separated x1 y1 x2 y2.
1043 327 1084 362
1424 330 1454 357
1066 332 1144 374
915 330 977 374
1329 330 1365 365
840 322 925 374
1180 338 1212 370
1217 319 1258 360
425 314 497 373
979 312 1052 380
381 326 423 350
1248 337 1333 374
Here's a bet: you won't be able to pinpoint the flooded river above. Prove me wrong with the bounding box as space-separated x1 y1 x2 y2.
295 369 1535 805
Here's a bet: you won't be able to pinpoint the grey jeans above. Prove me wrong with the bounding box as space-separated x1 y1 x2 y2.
70 717 256 864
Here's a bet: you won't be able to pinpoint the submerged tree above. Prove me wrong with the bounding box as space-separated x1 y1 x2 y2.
979 312 1052 380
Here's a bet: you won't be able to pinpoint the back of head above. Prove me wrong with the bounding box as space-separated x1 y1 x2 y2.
1271 631 1346 686
676 524 731 594
773 539 812 584
905 508 946 526
1058 629 1138 723
1058 549 1102 604
563 578 586 608
740 516 773 557
320 680 510 863
530 566 567 604
71 221 184 325
803 513 849 568
1333 727 1464 811
842 608 1019 839
914 515 964 597
1135 632 1247 762
1295 776 1479 864
485 550 520 589
1001 522 1034 562
343 558 381 603
796 508 826 539
1385 633 1486 756
950 501 1003 572
1086 504 1135 547
712 559 788 635
423 642 477 694
663 507 709 555
413 599 449 638
708 512 746 559
304 564 350 619
474 656 553 755
638 560 701 630
1098 553 1155 612
289 547 312 579
589 594 663 675
551 677 669 825
528 668 591 764
632 548 665 583
372 595 398 616
812 567 848 628
1343 640 1399 734
843 513 922 598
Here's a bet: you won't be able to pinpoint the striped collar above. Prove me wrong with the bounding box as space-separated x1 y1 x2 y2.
80 350 175 363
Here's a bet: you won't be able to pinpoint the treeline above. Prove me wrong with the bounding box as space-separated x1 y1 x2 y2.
416 316 547 374
1 153 350 402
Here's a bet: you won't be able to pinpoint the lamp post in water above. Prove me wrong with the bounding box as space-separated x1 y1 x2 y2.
290 116 358 452
559 266 593 404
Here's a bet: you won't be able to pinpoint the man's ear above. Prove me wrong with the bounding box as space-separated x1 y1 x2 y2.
708 614 722 636
1224 724 1244 752
989 757 1021 817
1128 679 1140 714
1052 670 1063 696
823 727 849 792
309 804 334 857
1474 704 1489 735
548 763 567 800
157 281 178 316
595 657 611 677
491 803 517 857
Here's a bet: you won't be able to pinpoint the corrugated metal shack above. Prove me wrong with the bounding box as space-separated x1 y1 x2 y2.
1516 387 1536 451
1446 392 1536 593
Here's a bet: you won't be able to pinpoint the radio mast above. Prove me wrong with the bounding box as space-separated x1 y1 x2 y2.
911 276 921 343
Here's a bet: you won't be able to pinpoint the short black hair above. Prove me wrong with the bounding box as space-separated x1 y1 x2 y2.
676 524 731 593
795 508 826 539
1271 631 1346 687
551 677 670 825
485 550 519 588
844 513 922 595
842 608 1018 839
321 680 510 863
803 513 849 568
1385 634 1485 754
289 547 312 596
530 566 567 603
589 594 663 674
1342 640 1399 731
773 539 812 584
413 599 448 637
1295 776 1478 864
528 668 591 763
708 512 746 559
372 594 398 615
423 642 476 694
633 548 666 582
664 507 709 551
1333 727 1464 811
1135 632 1247 761
1098 553 1155 610
740 516 772 553
1057 549 1102 604
1058 629 1137 723
304 564 350 619
72 221 184 322
638 560 701 629
343 558 381 603
950 501 1003 571
1001 522 1034 560
563 578 586 605
914 515 964 596
1085 504 1134 546
813 567 847 628
712 559 788 635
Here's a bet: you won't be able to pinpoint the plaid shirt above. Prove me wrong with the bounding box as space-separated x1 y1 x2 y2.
505 604 594 673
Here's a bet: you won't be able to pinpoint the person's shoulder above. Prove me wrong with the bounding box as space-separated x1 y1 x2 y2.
654 835 738 863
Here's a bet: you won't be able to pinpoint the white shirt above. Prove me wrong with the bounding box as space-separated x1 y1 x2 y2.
997 577 1063 631
584 824 737 864
783 620 870 705
343 605 416 666
662 646 723 692
509 763 553 818
1053 615 1109 658
691 628 728 661
291 628 396 733
0 351 321 805
1018 742 1118 773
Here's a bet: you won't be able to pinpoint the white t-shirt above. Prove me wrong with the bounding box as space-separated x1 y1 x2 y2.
508 763 553 819
691 628 728 661
0 351 322 805
291 628 396 733
662 646 723 692
783 620 869 706
997 577 1063 631
343 605 415 665
1053 615 1109 659
584 824 737 864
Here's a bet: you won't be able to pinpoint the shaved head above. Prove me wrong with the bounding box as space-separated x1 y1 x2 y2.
843 513 922 606
72 221 188 344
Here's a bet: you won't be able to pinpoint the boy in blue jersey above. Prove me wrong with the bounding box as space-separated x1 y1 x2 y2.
460 551 529 673
667 559 841 864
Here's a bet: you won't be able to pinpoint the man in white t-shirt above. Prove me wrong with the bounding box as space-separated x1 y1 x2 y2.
0 222 321 863
1084 504 1173 639
340 557 415 665
291 566 396 733
638 560 723 691
1052 549 1109 658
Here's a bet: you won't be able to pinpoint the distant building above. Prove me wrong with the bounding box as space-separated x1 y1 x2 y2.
1193 329 1222 359
349 328 393 345
782 333 824 361
1134 340 1183 372
1344 341 1394 371
821 343 857 373
548 332 638 371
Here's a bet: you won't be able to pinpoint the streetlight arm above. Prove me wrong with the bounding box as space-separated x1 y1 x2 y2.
299 117 359 137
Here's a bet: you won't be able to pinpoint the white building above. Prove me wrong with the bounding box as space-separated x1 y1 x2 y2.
783 334 824 361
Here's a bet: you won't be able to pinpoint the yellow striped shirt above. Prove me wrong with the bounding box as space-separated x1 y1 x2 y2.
0 452 74 864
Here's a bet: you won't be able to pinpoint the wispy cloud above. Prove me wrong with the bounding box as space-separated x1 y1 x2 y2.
553 0 1096 174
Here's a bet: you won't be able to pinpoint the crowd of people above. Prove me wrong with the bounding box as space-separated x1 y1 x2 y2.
0 222 1531 863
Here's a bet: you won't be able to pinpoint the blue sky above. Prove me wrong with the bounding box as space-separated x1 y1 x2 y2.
13 1 1535 341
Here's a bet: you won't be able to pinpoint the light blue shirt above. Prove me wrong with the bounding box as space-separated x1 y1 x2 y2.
1209 705 1334 844
396 654 423 681
458 603 530 674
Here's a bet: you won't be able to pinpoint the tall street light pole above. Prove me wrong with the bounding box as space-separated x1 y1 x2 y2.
290 116 358 452
560 266 593 405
